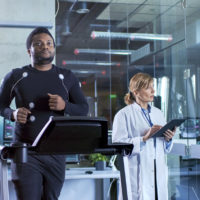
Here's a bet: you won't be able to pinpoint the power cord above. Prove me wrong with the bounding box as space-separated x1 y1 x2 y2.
55 0 60 18
105 178 118 200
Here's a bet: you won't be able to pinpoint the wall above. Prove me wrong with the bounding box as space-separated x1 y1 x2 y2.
0 0 55 80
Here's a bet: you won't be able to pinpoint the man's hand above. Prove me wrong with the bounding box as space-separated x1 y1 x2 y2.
48 93 66 111
12 107 31 124
143 125 162 142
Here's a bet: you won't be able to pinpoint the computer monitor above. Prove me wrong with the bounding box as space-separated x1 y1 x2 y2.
32 116 108 154
3 119 15 141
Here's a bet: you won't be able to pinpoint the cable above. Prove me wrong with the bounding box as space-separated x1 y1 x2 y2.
55 0 60 18
181 0 187 8
58 74 69 101
64 0 78 34
106 178 117 200
69 0 78 12
10 72 28 100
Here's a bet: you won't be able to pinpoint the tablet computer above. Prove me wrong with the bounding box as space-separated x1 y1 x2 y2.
152 118 186 138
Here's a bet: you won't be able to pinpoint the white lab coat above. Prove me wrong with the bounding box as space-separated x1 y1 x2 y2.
112 103 173 200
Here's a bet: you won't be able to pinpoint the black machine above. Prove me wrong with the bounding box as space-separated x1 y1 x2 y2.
0 116 133 200
32 116 109 154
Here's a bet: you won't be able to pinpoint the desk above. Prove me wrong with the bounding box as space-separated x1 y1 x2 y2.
65 167 120 179
60 168 120 200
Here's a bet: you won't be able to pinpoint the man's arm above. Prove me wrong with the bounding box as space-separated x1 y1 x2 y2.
62 71 88 116
47 70 88 116
64 80 89 116
0 71 15 120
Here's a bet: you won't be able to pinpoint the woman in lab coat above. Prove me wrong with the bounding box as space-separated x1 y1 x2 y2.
112 73 175 200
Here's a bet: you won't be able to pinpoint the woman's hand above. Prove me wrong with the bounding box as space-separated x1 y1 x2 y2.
163 127 176 142
143 125 162 142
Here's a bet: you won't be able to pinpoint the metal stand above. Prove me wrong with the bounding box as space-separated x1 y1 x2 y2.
0 143 28 200
118 153 133 200
96 145 133 200
0 158 9 200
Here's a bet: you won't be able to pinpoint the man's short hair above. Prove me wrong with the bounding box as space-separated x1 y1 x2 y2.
26 27 55 49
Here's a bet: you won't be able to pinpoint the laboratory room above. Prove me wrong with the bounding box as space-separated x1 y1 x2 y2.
0 0 200 200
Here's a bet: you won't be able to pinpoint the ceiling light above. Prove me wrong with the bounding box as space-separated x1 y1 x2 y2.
74 48 133 55
0 21 53 28
61 25 72 36
76 2 89 14
62 60 120 66
91 31 173 41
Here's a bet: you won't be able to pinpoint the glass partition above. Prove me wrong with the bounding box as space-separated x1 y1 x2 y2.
108 0 200 199
55 0 200 198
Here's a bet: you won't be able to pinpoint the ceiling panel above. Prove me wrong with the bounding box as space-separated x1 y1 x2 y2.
187 0 200 7
97 3 140 20
117 20 147 29
128 13 157 22
145 0 180 6
117 13 156 29
165 5 199 16
78 0 178 6
134 4 169 15
77 0 200 7
161 14 184 25
109 3 139 13
111 0 146 4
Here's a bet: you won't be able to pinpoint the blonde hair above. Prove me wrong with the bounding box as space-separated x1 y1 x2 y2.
124 72 153 105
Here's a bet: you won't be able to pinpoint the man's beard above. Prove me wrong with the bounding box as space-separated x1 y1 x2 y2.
33 53 54 66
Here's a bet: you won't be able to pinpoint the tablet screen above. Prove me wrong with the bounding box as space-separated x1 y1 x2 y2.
152 118 186 138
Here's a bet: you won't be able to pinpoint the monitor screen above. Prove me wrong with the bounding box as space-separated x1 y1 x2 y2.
3 119 15 141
